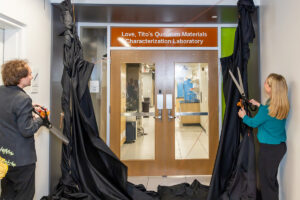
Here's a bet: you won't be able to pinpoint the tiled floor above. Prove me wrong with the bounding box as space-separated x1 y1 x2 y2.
175 118 209 159
121 111 155 160
128 175 211 192
121 108 209 160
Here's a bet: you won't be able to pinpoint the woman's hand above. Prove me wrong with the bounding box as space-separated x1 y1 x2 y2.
238 107 246 119
249 99 260 107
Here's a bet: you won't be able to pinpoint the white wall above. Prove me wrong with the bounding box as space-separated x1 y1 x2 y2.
0 0 52 199
0 29 3 82
260 0 300 199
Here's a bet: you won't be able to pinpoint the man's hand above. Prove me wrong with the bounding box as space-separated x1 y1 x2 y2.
33 104 42 113
238 107 246 119
32 113 40 120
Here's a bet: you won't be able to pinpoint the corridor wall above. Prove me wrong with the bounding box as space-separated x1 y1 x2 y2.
0 0 52 199
260 0 300 199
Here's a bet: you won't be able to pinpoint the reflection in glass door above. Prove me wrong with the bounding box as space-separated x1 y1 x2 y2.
81 27 107 142
120 63 156 160
175 63 209 159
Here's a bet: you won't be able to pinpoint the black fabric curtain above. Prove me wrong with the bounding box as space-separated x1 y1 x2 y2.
207 0 257 199
43 0 257 199
42 1 209 199
42 0 132 199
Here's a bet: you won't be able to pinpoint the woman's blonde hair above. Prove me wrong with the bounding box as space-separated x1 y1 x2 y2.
266 73 289 120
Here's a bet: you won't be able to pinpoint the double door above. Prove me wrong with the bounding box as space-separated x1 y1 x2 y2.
111 50 219 176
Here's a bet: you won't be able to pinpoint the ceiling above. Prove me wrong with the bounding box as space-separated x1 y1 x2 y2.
63 5 242 24
50 0 261 6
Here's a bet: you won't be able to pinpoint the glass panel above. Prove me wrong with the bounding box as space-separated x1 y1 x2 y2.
175 63 209 159
0 29 4 86
81 27 107 142
120 63 155 160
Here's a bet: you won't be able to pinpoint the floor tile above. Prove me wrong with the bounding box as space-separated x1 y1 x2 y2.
128 176 149 187
185 175 211 186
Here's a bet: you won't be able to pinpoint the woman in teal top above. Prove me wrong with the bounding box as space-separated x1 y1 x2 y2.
238 73 289 200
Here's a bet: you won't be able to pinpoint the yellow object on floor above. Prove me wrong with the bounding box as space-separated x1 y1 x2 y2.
0 156 8 179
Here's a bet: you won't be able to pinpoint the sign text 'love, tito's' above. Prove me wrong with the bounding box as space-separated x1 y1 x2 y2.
111 27 218 47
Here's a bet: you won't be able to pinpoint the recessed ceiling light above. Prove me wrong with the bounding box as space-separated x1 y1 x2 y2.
211 16 218 19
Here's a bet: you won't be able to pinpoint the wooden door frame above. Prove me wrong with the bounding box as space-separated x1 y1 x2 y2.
110 50 219 176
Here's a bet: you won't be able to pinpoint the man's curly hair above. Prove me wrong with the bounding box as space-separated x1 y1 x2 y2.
1 59 29 86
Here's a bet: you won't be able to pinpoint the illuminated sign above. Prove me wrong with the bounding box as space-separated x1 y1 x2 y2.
111 27 218 47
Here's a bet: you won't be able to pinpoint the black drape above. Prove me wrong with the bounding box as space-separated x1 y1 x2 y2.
43 0 257 199
42 1 213 199
42 0 133 199
207 0 257 200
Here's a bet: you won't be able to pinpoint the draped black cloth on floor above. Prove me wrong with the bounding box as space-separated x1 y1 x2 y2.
207 0 257 200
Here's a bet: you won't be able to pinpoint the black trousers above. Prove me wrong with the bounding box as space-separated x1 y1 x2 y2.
258 142 286 200
0 163 36 200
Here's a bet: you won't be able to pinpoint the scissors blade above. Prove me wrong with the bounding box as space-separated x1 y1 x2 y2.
237 68 245 96
49 126 69 145
229 69 244 96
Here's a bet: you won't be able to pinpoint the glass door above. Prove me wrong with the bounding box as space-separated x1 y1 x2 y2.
110 50 219 176
111 50 166 176
162 51 219 175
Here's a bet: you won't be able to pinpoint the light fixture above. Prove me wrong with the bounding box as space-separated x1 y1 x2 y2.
211 16 218 19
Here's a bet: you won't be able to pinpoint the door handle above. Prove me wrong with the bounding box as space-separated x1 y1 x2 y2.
175 112 208 116
168 110 176 120
121 112 155 117
154 91 163 120
154 109 162 120
166 94 176 120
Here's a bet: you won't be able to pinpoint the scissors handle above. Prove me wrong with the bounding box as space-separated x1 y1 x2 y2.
242 97 258 111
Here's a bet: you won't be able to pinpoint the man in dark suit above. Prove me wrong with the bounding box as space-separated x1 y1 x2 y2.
0 59 43 200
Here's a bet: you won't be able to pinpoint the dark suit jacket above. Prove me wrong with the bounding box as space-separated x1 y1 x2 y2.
0 85 42 166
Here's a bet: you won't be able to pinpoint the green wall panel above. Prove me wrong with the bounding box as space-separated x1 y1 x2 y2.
221 27 236 121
